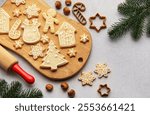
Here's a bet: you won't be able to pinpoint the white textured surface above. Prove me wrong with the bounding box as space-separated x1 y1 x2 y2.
1 0 150 98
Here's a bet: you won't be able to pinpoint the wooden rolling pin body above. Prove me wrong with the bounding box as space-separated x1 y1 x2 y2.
0 45 35 84
0 45 18 71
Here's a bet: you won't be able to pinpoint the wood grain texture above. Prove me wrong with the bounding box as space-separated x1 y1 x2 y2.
0 0 92 80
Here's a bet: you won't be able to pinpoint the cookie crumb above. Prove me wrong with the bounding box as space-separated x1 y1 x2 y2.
46 84 53 91
68 89 75 98
61 82 69 91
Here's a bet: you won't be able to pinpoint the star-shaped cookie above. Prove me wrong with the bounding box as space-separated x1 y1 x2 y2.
89 13 107 32
13 40 24 49
94 64 111 79
80 34 89 44
11 0 26 6
79 72 96 86
97 84 111 97
29 44 45 60
40 34 49 44
24 4 41 19
67 48 77 58
13 9 22 17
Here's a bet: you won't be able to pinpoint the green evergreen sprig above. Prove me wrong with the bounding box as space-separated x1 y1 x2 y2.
0 79 43 98
108 0 150 40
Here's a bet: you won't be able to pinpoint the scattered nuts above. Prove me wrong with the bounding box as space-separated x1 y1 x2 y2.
61 82 69 91
65 0 72 6
46 84 53 91
68 89 75 98
55 1 62 10
63 7 70 16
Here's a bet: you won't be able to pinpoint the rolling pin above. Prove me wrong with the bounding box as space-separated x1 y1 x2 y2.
0 45 35 84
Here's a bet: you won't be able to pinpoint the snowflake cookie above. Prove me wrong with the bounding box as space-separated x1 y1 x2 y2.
80 34 89 44
79 72 96 86
13 9 22 17
13 40 24 49
29 44 45 60
94 64 111 79
24 4 41 19
11 0 26 6
67 48 77 58
40 34 49 44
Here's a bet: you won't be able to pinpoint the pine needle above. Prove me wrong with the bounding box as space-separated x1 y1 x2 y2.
108 0 150 40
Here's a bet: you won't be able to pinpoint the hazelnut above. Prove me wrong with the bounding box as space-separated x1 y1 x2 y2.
61 82 69 91
65 0 72 6
68 89 75 98
55 1 62 10
46 84 53 91
63 7 70 16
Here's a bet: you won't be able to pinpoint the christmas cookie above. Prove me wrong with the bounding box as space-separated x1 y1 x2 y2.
97 84 111 97
89 13 107 32
56 22 76 48
24 4 41 19
67 48 77 58
79 72 96 86
9 19 22 40
13 9 22 17
11 0 25 6
40 34 49 44
0 8 10 34
42 8 59 34
80 34 89 44
21 19 41 44
40 40 68 71
29 44 45 60
13 40 24 49
94 64 111 79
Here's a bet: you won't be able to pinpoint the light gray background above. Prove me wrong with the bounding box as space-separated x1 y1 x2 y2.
0 0 150 98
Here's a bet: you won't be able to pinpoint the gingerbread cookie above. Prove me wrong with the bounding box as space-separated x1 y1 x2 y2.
56 22 76 48
67 48 77 58
72 2 87 25
42 8 59 34
9 19 21 40
0 8 10 34
80 34 89 44
29 44 45 60
13 9 22 17
94 64 111 79
97 84 111 97
24 4 40 19
89 13 107 32
13 40 24 49
78 72 96 86
40 40 68 71
21 19 41 44
11 0 25 6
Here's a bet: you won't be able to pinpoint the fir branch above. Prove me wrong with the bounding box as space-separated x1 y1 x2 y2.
108 0 150 40
19 89 43 98
146 17 150 35
0 80 43 98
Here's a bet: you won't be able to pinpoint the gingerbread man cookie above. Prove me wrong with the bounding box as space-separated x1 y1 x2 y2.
42 8 59 34
21 19 41 44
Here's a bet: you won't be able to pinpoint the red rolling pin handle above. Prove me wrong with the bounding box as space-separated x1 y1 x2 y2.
12 64 35 84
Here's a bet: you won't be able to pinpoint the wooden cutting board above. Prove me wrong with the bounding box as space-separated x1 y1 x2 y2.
0 0 92 80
